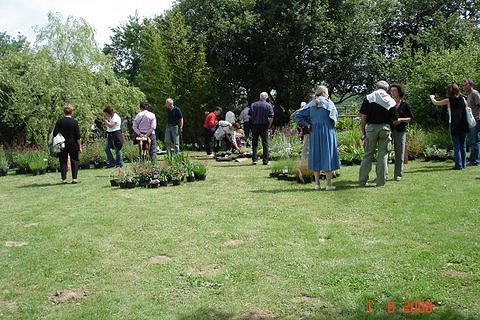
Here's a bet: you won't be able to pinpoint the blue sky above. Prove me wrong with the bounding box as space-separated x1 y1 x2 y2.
0 0 174 46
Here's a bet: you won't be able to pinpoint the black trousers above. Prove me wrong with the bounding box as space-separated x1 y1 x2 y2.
251 124 269 163
59 142 79 180
204 127 215 155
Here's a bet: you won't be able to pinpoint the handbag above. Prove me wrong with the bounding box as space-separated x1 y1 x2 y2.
466 106 476 128
48 131 65 156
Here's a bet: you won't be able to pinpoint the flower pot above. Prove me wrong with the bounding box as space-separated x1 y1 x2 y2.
195 174 206 181
171 179 182 186
92 161 104 169
126 181 136 188
79 163 90 169
159 180 168 187
110 179 119 187
148 182 159 188
32 169 41 176
0 169 7 176
16 168 28 175
186 176 195 182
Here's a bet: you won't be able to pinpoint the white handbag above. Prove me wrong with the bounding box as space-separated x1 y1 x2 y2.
466 106 476 128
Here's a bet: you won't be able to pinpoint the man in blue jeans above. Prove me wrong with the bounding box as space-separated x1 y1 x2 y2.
164 98 183 154
463 79 480 166
249 92 274 165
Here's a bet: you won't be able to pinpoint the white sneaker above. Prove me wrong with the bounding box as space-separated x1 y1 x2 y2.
395 176 402 181
314 184 321 190
326 185 336 191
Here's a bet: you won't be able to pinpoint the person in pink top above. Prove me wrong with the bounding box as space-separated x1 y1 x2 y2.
132 100 157 161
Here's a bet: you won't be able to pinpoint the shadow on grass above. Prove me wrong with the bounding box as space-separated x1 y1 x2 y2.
176 304 477 320
16 182 67 188
252 179 370 193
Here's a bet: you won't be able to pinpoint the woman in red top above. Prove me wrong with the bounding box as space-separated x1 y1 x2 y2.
203 107 222 156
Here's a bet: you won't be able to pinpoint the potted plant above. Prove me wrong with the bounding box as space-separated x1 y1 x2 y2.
47 155 59 172
132 160 154 187
119 171 137 189
27 151 49 175
169 164 185 186
12 151 30 174
0 151 9 177
192 163 207 181
109 168 123 187
83 140 106 169
0 156 10 177
157 168 168 187
185 162 196 182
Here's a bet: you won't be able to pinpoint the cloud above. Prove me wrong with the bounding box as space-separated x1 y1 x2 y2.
0 0 174 46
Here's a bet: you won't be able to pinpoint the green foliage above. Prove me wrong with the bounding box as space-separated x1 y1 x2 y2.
192 162 207 176
81 139 106 163
27 151 49 171
122 140 140 162
0 147 9 171
386 41 480 128
0 12 144 147
269 126 301 160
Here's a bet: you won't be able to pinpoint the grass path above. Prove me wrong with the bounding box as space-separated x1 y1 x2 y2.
1 154 479 319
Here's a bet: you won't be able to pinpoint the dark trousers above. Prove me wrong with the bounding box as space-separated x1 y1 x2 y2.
251 124 269 163
243 121 250 140
204 127 215 155
59 142 79 180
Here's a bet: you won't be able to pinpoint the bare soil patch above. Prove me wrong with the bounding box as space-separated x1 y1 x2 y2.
0 298 17 312
442 269 469 278
293 296 324 303
5 241 27 248
24 222 39 228
235 308 275 320
223 239 245 247
48 289 87 304
147 255 172 264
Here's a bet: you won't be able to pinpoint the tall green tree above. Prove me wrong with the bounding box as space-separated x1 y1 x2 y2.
0 12 144 146
103 13 145 84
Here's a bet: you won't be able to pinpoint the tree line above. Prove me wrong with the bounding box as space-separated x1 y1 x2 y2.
1 0 480 146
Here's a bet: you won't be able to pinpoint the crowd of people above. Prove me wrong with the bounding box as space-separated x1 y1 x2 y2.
51 79 480 187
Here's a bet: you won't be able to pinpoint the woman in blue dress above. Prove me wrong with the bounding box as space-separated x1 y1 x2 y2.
295 86 340 190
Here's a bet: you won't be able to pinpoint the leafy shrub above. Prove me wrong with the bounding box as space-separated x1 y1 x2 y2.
27 150 49 171
122 141 139 162
269 126 302 160
82 139 106 164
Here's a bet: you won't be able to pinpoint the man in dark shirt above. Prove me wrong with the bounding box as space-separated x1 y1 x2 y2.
164 98 183 154
359 80 398 186
249 92 274 165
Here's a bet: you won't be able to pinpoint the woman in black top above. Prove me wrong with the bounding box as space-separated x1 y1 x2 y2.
389 84 413 181
53 104 82 183
430 83 468 169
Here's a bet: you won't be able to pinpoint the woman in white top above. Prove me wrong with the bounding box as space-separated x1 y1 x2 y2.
214 121 242 152
103 106 124 167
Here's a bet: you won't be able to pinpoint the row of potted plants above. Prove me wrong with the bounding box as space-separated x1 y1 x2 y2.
110 155 207 189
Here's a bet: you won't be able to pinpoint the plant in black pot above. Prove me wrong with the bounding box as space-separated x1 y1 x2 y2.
158 168 168 187
12 151 30 174
185 162 195 182
132 160 154 187
27 151 49 176
169 164 185 186
192 163 207 181
0 149 9 176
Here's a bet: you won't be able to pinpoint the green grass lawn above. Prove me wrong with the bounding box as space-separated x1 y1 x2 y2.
1 154 479 319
